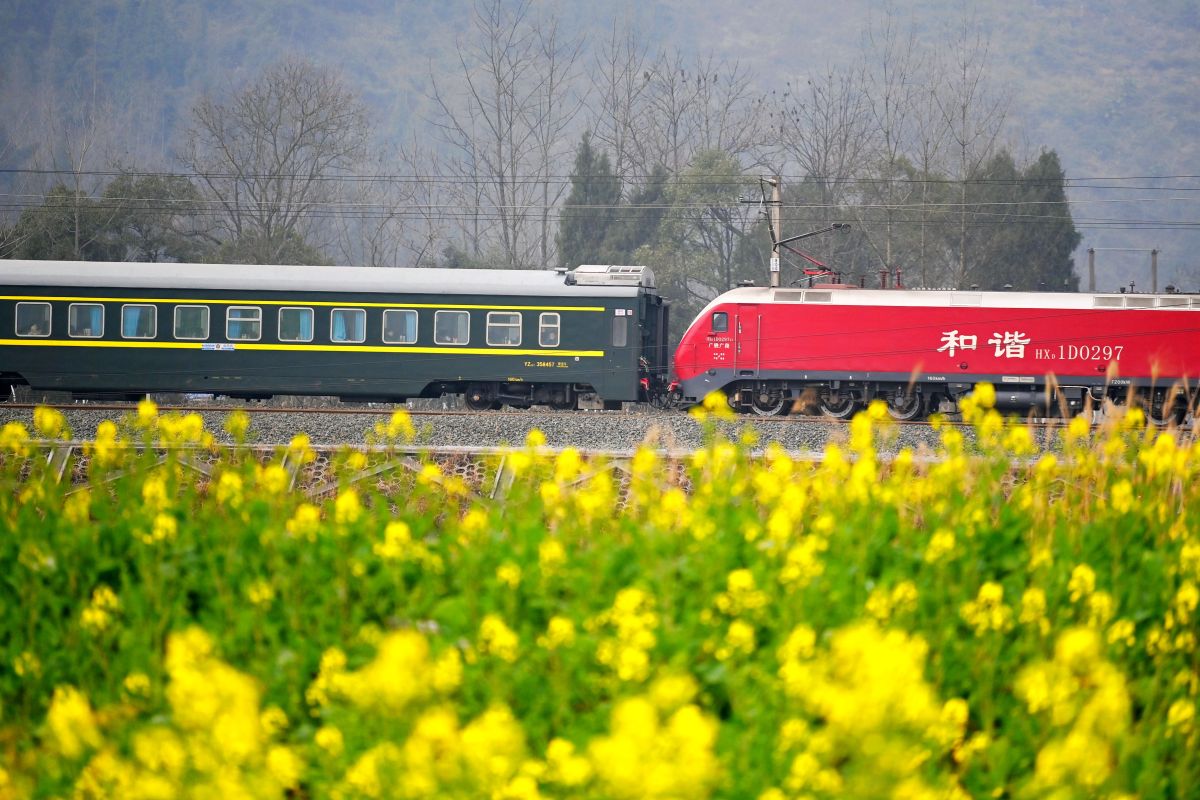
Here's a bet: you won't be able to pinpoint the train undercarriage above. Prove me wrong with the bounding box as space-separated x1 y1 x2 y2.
721 378 1196 426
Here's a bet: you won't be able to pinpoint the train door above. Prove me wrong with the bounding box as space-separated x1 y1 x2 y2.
733 304 761 375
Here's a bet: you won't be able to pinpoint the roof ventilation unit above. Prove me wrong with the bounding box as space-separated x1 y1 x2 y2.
571 264 655 288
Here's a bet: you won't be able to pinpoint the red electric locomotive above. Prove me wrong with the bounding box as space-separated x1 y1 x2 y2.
672 285 1200 422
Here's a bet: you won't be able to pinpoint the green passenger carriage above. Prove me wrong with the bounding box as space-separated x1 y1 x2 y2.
0 261 669 409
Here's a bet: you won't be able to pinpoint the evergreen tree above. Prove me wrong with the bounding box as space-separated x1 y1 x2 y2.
964 149 1081 291
102 174 212 262
601 164 669 263
1017 150 1081 291
9 185 125 261
557 132 621 267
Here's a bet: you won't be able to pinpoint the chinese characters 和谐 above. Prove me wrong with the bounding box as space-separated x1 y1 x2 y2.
937 330 1030 359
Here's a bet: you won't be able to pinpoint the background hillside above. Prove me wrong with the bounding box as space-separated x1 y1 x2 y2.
0 0 1196 289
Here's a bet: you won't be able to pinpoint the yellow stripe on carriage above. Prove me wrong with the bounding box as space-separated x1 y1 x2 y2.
0 338 605 358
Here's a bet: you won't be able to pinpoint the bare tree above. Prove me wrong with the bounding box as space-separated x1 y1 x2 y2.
429 1 586 268
861 8 922 269
330 142 448 268
690 55 768 167
635 50 700 179
180 59 371 264
530 14 586 267
431 0 538 267
588 22 652 186
935 13 1010 287
771 65 873 265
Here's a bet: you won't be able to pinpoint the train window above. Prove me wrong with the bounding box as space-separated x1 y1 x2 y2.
121 304 157 339
382 309 417 344
539 312 560 347
712 311 728 333
227 306 262 341
486 311 522 346
15 302 51 337
331 308 366 343
612 315 628 347
174 305 209 340
68 303 104 338
434 310 470 345
279 307 314 343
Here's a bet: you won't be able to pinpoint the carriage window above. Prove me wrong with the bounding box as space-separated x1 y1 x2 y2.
279 307 314 343
15 302 51 337
612 315 628 347
712 311 728 333
174 305 209 340
486 311 522 346
226 306 262 341
539 312 560 347
382 309 417 344
121 304 157 339
331 308 366 343
69 303 104 338
434 310 470 345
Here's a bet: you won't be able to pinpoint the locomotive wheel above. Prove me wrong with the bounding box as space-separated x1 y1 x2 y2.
751 388 788 416
549 395 577 411
1144 390 1186 427
886 390 925 421
818 392 858 420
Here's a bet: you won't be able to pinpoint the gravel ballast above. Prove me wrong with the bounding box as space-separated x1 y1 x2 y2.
0 403 1027 458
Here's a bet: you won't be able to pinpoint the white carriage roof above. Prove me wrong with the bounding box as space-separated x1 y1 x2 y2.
0 260 648 299
696 285 1200 315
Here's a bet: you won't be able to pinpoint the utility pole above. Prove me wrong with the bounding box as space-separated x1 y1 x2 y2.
1151 248 1158 293
768 176 782 288
1088 247 1095 292
742 176 847 287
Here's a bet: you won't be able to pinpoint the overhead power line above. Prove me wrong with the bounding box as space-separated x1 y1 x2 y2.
1 166 1199 190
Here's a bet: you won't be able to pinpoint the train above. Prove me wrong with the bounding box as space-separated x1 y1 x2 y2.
673 283 1200 424
3 258 1198 424
0 260 670 409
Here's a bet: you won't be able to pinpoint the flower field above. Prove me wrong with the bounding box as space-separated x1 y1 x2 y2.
1 391 1198 799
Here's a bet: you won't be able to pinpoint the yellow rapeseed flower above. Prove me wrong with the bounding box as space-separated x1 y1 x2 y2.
1020 587 1051 636
924 528 957 564
123 672 151 698
315 725 344 756
215 471 244 509
63 490 91 526
247 578 275 608
287 432 316 464
136 397 158 426
538 616 576 650
480 614 520 663
497 561 522 589
1109 480 1133 515
387 409 415 441
0 421 31 456
1166 699 1195 736
46 685 102 758
961 582 1013 635
1068 564 1096 602
287 503 322 540
33 405 67 439
334 488 363 526
141 473 170 512
538 538 566 575
544 738 592 787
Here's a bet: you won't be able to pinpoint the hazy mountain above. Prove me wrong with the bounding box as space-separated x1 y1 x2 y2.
1 0 1196 288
